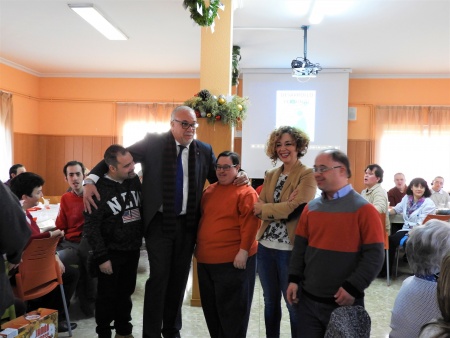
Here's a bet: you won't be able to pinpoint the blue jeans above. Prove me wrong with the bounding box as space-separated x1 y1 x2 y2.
257 243 298 338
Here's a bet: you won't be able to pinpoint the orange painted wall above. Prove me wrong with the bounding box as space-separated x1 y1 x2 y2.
38 77 200 136
0 64 40 134
2 62 450 140
1 63 200 136
347 78 450 140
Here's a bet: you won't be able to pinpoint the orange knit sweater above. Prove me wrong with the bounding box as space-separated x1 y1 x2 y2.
196 183 259 264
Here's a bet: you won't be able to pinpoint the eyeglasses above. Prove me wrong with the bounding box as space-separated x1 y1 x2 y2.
215 164 237 171
172 119 199 129
312 165 343 174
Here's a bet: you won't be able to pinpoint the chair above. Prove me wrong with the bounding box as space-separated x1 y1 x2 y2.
379 213 390 286
12 237 73 337
324 305 371 338
423 214 450 224
393 214 450 278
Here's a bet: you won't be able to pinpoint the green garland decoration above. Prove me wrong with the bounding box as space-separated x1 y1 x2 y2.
232 45 241 87
183 0 223 27
184 89 249 127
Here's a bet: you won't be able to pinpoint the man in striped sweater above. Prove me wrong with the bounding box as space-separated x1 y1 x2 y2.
287 149 384 337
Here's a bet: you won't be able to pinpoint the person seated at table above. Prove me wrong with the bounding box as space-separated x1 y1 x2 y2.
10 172 79 333
390 220 450 337
419 252 450 337
56 160 96 317
3 163 26 187
430 176 450 209
360 164 390 234
383 177 435 276
388 172 407 207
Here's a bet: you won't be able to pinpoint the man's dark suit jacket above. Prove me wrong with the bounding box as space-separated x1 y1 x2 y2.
91 131 218 234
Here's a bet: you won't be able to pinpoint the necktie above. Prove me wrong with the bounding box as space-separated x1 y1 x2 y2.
175 145 185 215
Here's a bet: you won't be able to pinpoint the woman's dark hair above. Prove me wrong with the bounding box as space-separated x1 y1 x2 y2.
10 172 45 199
217 151 240 165
406 177 432 198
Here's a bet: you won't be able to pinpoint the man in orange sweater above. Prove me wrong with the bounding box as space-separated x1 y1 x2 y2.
196 151 259 338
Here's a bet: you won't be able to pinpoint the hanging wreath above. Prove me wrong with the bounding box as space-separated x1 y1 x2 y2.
183 0 224 27
184 89 249 127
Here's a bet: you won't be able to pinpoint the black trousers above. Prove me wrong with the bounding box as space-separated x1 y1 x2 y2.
58 238 97 307
143 213 196 338
198 255 256 338
95 250 140 338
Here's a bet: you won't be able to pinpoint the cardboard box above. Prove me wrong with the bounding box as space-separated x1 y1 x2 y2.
0 308 58 337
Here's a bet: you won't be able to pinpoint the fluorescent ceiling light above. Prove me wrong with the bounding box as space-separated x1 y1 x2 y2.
68 4 128 40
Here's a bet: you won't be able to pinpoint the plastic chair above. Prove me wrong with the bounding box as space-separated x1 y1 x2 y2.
379 213 390 286
12 237 73 337
324 305 371 338
423 214 450 224
393 214 450 278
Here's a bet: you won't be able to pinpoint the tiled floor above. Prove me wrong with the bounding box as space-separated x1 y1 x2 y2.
67 250 410 338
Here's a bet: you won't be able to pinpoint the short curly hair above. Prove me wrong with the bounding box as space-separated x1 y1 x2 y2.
265 126 310 165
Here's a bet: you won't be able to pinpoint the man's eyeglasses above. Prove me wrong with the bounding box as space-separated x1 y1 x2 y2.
173 119 199 130
312 165 342 174
215 164 237 171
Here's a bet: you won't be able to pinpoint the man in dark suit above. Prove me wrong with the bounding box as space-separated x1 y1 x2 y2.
84 106 247 338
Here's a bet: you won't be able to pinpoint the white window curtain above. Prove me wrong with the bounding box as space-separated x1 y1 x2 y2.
0 91 13 182
375 105 450 190
115 102 181 172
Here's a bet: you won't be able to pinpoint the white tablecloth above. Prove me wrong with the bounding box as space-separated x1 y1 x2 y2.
28 203 60 232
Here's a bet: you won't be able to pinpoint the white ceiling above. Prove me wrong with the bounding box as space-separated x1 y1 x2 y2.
1 0 449 78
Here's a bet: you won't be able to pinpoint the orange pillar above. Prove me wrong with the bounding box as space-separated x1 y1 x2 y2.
191 0 235 307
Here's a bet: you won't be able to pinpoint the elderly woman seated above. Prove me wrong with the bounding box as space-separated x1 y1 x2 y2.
419 253 450 337
390 220 450 337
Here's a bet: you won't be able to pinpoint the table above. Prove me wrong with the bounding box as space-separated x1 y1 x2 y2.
28 204 60 232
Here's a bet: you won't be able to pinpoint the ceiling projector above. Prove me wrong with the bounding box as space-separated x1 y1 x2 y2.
291 26 322 78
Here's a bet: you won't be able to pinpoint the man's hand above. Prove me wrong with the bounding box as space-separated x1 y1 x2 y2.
233 249 249 269
83 184 100 213
99 260 113 275
233 171 249 187
286 282 299 305
334 287 355 306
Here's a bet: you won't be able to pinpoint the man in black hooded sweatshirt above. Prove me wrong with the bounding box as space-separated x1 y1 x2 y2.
84 144 143 338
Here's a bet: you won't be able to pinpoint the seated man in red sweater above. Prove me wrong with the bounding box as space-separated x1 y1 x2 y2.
56 160 96 317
